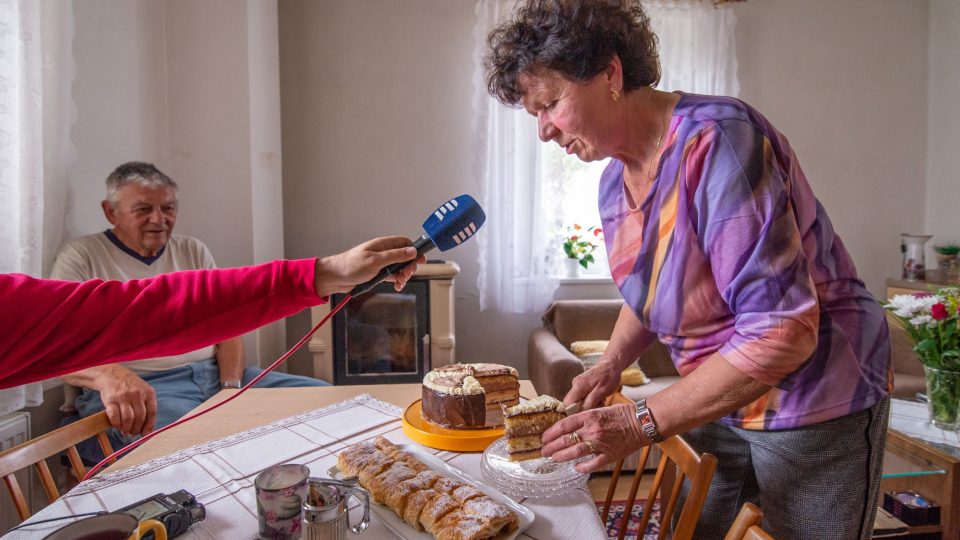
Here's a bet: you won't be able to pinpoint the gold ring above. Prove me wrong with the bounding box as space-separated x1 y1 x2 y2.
584 440 599 454
568 432 581 446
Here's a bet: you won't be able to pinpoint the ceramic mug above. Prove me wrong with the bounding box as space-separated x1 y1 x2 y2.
41 514 167 540
255 463 311 540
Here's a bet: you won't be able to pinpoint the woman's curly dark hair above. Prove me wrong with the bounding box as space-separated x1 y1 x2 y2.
484 0 660 107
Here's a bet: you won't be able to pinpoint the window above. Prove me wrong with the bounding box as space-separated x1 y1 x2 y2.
543 144 610 277
473 0 739 313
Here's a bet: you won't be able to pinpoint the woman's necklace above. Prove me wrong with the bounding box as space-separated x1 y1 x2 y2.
624 96 669 210
645 104 668 185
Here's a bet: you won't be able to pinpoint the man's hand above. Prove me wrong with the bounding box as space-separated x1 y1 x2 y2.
67 365 157 437
314 236 426 297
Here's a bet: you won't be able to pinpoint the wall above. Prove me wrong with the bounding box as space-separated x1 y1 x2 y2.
67 0 286 366
15 1 287 512
279 0 931 374
925 0 960 249
733 0 929 297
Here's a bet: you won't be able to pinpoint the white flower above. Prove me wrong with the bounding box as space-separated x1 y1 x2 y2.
909 314 936 328
886 294 944 318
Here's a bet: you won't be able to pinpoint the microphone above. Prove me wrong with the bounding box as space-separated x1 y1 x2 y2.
349 194 486 296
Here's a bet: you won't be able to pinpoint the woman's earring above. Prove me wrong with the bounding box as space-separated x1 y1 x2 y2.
611 89 620 102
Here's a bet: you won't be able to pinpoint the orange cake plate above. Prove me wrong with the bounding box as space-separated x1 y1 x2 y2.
401 399 505 452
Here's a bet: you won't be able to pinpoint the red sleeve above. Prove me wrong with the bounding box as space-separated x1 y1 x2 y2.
0 259 325 388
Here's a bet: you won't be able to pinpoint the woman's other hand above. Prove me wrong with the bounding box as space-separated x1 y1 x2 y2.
541 403 646 473
564 359 623 411
314 236 426 297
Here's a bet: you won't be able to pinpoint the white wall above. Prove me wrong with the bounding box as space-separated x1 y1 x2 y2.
926 0 960 250
733 0 929 297
68 0 286 366
62 0 950 378
278 0 934 373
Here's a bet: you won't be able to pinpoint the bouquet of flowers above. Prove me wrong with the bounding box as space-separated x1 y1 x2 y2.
563 224 603 269
885 287 960 428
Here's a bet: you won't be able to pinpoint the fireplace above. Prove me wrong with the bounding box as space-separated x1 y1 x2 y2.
308 261 459 384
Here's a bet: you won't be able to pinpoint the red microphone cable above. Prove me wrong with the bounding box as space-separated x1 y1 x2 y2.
82 293 353 481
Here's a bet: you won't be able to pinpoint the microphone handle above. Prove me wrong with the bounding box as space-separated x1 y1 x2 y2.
348 233 436 296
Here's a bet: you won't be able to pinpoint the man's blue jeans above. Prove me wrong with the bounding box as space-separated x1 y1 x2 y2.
72 359 328 463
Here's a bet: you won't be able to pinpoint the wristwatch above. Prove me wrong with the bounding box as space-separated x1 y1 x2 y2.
221 380 242 389
634 398 664 443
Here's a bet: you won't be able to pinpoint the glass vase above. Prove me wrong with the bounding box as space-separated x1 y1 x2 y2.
923 366 960 430
901 233 932 281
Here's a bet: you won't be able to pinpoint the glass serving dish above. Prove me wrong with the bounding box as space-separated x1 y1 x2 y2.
480 436 589 499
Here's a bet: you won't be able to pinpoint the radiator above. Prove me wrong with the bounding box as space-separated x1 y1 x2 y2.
0 411 31 532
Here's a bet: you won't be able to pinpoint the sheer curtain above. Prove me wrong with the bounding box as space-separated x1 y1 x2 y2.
648 0 740 96
0 0 75 415
473 0 739 313
473 0 562 313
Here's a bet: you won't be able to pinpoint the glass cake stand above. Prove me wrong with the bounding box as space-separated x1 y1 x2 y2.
480 436 589 499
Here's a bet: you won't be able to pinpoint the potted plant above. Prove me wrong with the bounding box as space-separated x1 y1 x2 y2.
562 224 602 277
885 287 960 429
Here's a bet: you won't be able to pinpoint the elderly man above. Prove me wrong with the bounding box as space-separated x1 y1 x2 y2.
51 162 325 455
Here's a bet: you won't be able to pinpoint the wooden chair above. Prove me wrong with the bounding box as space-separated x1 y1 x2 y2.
723 502 763 540
600 392 718 540
0 411 115 521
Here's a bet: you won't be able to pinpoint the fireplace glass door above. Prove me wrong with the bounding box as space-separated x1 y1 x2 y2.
332 281 430 385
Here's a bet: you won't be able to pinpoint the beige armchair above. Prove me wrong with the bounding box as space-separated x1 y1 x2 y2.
528 301 922 402
527 299 679 401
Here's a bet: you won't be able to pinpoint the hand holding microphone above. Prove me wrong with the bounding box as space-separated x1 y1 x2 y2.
314 195 486 298
314 237 425 297
347 195 487 296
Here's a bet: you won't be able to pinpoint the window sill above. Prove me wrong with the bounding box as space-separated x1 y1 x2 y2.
557 275 614 285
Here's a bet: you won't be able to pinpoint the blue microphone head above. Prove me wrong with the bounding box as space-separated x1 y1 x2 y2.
423 194 486 252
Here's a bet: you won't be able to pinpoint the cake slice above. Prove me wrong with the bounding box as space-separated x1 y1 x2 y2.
502 395 566 461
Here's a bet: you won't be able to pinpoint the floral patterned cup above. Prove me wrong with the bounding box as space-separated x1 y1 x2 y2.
255 464 310 540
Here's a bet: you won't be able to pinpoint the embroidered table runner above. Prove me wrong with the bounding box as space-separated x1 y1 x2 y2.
4 395 605 539
890 398 960 450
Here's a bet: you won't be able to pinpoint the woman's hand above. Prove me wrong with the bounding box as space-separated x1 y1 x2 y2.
314 236 426 297
564 359 624 411
541 403 647 473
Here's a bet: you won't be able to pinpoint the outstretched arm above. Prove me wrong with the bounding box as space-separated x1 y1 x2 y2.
1 236 423 388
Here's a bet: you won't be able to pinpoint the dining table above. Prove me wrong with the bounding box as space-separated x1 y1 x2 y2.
4 381 608 539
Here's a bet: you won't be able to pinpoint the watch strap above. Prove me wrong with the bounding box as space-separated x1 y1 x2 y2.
221 380 242 389
635 398 665 443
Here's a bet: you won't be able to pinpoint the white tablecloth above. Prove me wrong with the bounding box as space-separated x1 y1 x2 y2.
4 395 606 539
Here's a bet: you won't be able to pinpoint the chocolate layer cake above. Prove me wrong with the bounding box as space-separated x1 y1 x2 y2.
422 363 520 429
503 395 566 461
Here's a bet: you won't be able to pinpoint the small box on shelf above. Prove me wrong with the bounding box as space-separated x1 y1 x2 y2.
883 490 941 527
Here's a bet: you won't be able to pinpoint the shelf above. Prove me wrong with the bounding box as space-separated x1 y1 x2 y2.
883 448 946 479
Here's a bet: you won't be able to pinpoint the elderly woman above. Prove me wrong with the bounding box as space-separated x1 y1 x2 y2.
484 1 890 539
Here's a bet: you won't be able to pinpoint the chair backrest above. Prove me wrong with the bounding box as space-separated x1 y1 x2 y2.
743 525 775 540
723 502 763 540
600 392 718 540
0 411 115 521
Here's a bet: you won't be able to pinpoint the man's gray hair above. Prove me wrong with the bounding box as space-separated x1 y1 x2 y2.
105 161 179 207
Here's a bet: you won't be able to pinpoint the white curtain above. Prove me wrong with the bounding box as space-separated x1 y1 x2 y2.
473 0 563 314
0 0 74 415
647 0 740 96
473 0 738 314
